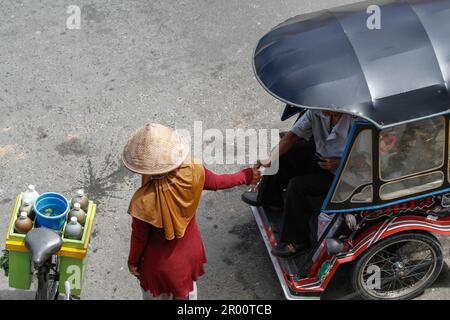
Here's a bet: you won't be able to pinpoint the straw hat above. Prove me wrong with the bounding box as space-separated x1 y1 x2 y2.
122 123 190 175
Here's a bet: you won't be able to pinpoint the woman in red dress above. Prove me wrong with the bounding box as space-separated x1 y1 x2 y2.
122 123 260 300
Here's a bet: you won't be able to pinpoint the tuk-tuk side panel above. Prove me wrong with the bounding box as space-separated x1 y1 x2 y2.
284 209 450 294
446 116 450 184
325 188 450 214
335 215 450 265
322 121 374 212
324 116 450 215
250 203 450 295
306 218 416 293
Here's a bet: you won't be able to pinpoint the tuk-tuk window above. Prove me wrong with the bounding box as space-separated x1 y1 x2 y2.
379 117 445 181
351 185 373 203
332 130 372 203
380 172 444 201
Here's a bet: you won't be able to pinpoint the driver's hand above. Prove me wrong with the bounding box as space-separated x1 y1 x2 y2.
318 157 341 172
254 159 271 169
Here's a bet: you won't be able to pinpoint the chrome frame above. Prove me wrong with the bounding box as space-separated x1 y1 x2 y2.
250 206 320 300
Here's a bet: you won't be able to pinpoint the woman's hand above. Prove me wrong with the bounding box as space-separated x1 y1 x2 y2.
250 167 262 185
128 263 140 277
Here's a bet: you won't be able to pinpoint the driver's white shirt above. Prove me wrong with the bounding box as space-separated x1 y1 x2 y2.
290 110 354 158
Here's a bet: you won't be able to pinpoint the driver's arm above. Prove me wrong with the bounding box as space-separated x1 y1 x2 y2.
269 131 301 162
263 111 312 165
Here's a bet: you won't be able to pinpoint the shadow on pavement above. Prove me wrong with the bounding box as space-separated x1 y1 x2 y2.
0 289 35 300
429 262 450 289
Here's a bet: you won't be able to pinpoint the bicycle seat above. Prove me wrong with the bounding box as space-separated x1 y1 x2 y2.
25 228 63 268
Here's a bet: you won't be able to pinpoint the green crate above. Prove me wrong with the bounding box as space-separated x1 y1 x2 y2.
8 194 95 247
58 255 87 296
8 251 32 290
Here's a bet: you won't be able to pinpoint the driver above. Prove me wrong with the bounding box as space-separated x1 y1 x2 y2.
242 110 354 257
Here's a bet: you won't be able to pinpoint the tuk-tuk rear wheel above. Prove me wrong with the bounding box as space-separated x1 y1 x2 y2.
352 232 443 300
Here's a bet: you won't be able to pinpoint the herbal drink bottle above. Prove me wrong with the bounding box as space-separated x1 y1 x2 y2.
69 203 86 226
15 212 33 234
64 217 83 240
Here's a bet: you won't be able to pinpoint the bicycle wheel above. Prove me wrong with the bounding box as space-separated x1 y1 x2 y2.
352 232 443 300
35 271 48 300
35 257 60 300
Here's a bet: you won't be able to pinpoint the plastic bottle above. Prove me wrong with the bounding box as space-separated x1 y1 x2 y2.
69 203 86 226
23 185 40 205
64 217 83 240
19 198 34 220
15 212 33 234
23 185 39 205
71 189 89 211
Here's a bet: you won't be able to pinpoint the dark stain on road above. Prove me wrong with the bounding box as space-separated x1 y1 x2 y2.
0 198 12 205
228 221 260 253
226 219 285 299
37 127 48 140
222 257 234 266
55 138 89 156
77 153 132 206
235 270 261 300
83 3 106 25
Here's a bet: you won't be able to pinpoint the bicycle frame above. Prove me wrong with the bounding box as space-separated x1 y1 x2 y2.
35 256 60 300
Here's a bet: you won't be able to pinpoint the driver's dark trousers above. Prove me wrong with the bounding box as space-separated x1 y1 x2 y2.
257 140 335 246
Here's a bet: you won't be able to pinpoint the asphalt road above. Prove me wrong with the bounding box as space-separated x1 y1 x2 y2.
1 0 449 300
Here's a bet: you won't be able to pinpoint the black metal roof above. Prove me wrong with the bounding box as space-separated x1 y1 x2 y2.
253 0 450 128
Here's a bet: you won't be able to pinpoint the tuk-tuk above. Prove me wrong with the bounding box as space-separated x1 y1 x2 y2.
248 0 450 300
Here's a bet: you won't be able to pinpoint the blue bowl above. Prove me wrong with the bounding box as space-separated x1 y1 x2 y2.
34 192 70 231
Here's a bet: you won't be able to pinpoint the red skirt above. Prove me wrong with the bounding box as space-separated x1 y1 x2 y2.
137 218 207 298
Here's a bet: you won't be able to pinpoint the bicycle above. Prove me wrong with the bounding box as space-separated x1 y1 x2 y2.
24 227 77 300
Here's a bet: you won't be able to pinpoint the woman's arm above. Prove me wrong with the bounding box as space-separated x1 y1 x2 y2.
203 167 254 191
128 217 151 268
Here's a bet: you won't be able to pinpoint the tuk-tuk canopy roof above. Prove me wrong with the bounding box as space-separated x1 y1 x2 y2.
254 0 450 128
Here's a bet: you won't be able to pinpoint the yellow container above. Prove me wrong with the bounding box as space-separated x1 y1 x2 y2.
5 193 96 294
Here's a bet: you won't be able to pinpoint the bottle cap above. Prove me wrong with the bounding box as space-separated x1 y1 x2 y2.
77 189 84 197
70 216 78 224
20 212 28 218
23 198 31 205
28 185 35 192
74 203 81 210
